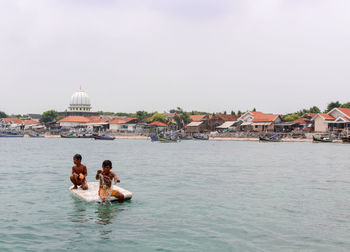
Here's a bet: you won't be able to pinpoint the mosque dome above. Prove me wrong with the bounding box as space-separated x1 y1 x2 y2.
69 89 92 112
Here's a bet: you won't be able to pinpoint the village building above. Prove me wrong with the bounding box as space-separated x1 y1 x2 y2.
209 114 238 131
58 116 90 128
0 118 43 131
109 117 139 132
312 108 350 133
238 111 282 132
185 115 210 133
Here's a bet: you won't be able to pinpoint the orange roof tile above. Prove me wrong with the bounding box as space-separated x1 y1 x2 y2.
87 116 100 121
88 118 109 124
294 118 309 124
337 108 350 118
214 114 238 121
23 119 41 125
149 121 168 127
58 116 90 123
305 113 317 118
319 113 335 121
2 118 23 124
109 118 127 124
190 115 206 122
252 113 279 122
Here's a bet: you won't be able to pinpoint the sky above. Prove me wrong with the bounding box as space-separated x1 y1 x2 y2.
0 0 349 115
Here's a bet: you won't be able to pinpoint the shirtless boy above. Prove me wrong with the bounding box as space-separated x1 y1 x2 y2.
70 154 88 190
96 160 124 202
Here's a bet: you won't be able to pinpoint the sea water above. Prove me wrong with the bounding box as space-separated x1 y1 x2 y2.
0 138 350 251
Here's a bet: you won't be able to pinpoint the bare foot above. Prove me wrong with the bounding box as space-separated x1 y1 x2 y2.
72 186 78 190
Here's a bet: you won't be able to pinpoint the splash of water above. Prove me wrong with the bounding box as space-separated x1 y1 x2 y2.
99 173 112 203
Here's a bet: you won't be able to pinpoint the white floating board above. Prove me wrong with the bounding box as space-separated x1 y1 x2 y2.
69 181 132 202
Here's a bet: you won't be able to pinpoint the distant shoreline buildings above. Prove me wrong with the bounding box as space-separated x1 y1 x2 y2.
0 89 349 136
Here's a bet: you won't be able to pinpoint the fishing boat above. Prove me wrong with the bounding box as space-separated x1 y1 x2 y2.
342 129 350 143
158 137 178 143
60 134 79 138
342 137 350 143
180 135 193 140
312 135 333 143
150 136 159 141
259 133 281 142
0 133 24 137
259 136 281 142
192 134 209 140
93 135 115 140
29 134 44 138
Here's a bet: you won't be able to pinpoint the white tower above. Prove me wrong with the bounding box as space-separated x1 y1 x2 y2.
69 88 92 112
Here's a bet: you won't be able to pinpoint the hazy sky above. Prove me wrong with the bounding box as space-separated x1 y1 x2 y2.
0 0 349 115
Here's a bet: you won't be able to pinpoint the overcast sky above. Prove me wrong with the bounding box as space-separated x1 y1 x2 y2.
0 0 349 115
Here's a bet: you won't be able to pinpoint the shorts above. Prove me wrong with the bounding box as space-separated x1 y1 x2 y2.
98 187 120 200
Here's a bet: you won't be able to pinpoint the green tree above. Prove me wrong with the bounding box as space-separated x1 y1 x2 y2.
252 108 256 112
169 107 184 114
0 111 7 118
237 110 242 117
283 113 300 121
40 110 58 123
151 112 167 123
181 112 192 125
230 110 236 115
136 111 150 121
340 102 350 108
174 113 192 129
325 101 341 112
308 106 321 113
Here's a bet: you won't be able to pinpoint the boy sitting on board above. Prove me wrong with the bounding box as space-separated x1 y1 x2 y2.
70 154 88 190
96 160 124 202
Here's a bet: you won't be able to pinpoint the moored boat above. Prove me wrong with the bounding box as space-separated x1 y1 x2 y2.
150 136 159 141
60 134 79 138
312 135 333 143
0 133 24 137
259 136 281 142
259 133 281 142
192 134 209 140
158 137 178 143
342 136 350 143
93 135 115 140
29 134 44 138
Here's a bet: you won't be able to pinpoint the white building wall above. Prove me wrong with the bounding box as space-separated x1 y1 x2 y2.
329 110 344 119
109 124 123 131
60 122 84 127
314 116 328 132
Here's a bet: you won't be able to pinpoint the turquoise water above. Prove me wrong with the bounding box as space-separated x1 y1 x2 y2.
1 138 350 251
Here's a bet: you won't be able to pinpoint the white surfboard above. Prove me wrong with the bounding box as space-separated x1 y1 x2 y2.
69 181 132 202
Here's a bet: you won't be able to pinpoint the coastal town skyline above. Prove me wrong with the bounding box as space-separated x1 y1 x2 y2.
1 0 349 115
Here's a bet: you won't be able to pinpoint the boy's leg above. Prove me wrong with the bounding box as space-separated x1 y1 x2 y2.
70 175 78 189
98 188 108 201
81 180 88 190
111 190 125 202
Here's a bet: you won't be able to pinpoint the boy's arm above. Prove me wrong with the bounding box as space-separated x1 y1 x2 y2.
112 172 120 184
96 170 102 180
72 167 77 175
83 165 87 176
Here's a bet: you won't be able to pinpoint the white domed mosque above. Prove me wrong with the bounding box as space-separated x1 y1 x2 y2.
69 89 92 112
60 88 99 117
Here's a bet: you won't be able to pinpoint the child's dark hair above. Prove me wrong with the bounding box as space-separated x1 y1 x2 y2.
102 160 112 168
74 154 82 160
